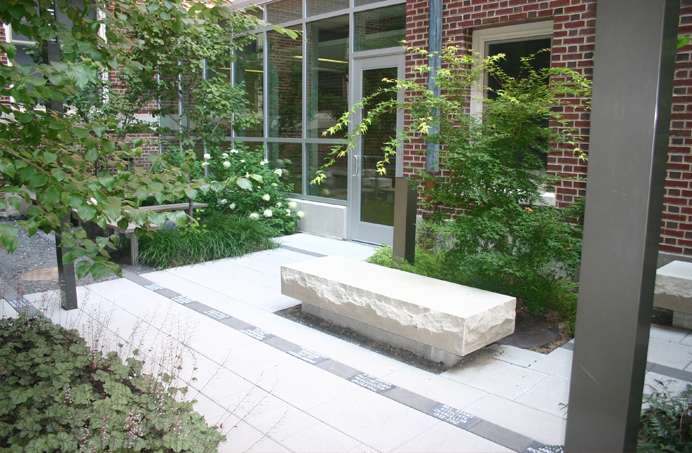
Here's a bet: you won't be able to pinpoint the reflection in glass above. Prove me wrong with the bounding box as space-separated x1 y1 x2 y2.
268 142 303 194
354 4 406 52
355 0 388 5
235 40 264 137
307 0 348 17
267 0 302 23
307 15 349 138
268 25 303 138
307 143 347 200
360 67 397 226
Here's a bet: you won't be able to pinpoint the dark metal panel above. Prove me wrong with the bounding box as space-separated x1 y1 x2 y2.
564 0 679 451
426 0 442 173
393 177 417 264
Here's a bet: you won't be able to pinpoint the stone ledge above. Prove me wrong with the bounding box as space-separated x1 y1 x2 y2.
281 256 516 358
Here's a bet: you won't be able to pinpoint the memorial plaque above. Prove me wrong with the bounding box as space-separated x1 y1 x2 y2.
144 283 164 291
288 348 328 364
171 295 195 305
203 309 231 320
523 443 562 453
428 403 476 427
8 298 31 309
349 373 395 394
241 327 272 341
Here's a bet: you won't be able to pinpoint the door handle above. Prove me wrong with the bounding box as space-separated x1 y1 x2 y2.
352 153 359 178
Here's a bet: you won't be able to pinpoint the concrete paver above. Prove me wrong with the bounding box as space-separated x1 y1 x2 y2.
4 232 692 452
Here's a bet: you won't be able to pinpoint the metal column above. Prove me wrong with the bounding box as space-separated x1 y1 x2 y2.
564 1 679 451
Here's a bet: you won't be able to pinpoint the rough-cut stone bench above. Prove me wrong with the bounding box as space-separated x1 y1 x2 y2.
281 256 516 367
655 260 692 329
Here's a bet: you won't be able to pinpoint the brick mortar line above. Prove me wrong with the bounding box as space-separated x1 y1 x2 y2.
126 274 547 453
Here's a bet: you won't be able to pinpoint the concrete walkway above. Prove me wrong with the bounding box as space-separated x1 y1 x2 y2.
3 233 692 452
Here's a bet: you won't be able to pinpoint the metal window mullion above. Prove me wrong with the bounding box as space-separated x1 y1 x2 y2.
302 21 308 195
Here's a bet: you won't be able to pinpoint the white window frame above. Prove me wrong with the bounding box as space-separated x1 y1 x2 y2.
469 21 554 119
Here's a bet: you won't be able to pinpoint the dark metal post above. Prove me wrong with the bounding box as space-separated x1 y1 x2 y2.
55 229 78 311
564 1 679 451
393 178 417 265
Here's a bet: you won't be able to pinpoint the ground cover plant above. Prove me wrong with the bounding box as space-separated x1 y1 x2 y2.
0 316 224 452
320 45 591 330
638 383 692 452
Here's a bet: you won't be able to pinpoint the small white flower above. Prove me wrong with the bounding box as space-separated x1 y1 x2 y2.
222 152 229 158
288 201 297 210
230 149 239 154
263 209 273 217
223 161 231 168
245 172 250 178
286 209 292 215
229 203 236 210
276 202 282 208
296 211 305 219
274 168 283 176
249 212 259 220
262 194 270 201
260 160 267 165
271 183 278 187
88 197 98 205
201 162 209 167
240 159 245 163
203 153 211 159
219 199 228 205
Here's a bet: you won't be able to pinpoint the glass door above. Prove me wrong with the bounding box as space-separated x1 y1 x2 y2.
350 55 404 245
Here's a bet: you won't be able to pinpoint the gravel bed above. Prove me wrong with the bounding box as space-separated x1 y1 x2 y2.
0 217 156 300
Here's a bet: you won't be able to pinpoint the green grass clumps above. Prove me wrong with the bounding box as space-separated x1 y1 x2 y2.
0 316 224 452
138 213 278 269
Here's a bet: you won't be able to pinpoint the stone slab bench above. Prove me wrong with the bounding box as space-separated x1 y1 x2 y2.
281 256 516 367
655 260 692 329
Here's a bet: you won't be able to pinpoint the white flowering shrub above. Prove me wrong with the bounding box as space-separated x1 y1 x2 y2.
202 144 301 234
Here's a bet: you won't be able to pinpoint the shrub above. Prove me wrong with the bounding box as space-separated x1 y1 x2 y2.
639 383 692 452
0 316 224 452
138 212 277 269
202 144 302 235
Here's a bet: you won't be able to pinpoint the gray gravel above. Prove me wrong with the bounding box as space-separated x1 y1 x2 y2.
0 217 155 301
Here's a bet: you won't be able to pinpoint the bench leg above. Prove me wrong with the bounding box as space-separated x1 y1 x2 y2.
55 232 78 310
131 233 139 267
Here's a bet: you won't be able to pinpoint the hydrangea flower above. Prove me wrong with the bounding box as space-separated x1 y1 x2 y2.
249 212 259 220
230 149 239 153
203 153 211 159
201 162 209 167
286 209 292 215
229 203 236 210
222 152 229 158
240 159 245 163
271 183 278 187
262 194 271 201
288 201 297 210
223 161 231 168
219 199 228 205
274 168 283 176
263 209 273 217
260 159 267 166
296 211 305 219
276 202 282 208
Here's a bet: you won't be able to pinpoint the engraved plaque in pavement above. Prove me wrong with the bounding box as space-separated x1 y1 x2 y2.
203 309 231 320
349 373 395 394
288 348 327 364
241 327 272 341
171 295 195 305
429 403 475 427
144 283 164 291
525 444 563 453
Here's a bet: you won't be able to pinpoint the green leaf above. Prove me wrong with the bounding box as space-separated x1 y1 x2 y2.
84 148 99 162
236 177 252 190
77 204 97 221
51 169 67 181
29 173 48 188
184 188 198 199
75 260 91 279
92 125 106 137
249 174 263 183
62 248 86 264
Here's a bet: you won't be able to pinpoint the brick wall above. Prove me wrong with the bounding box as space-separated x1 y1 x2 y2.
404 0 692 257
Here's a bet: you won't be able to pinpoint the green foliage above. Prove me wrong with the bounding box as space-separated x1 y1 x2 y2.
0 316 224 452
327 45 590 322
138 213 278 269
202 145 302 235
639 383 692 452
0 0 255 279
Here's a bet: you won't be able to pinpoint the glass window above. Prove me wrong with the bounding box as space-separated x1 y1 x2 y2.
268 25 303 138
355 0 389 5
268 142 303 194
267 0 302 23
307 0 349 17
235 40 264 137
307 143 347 199
307 15 349 138
354 4 406 52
